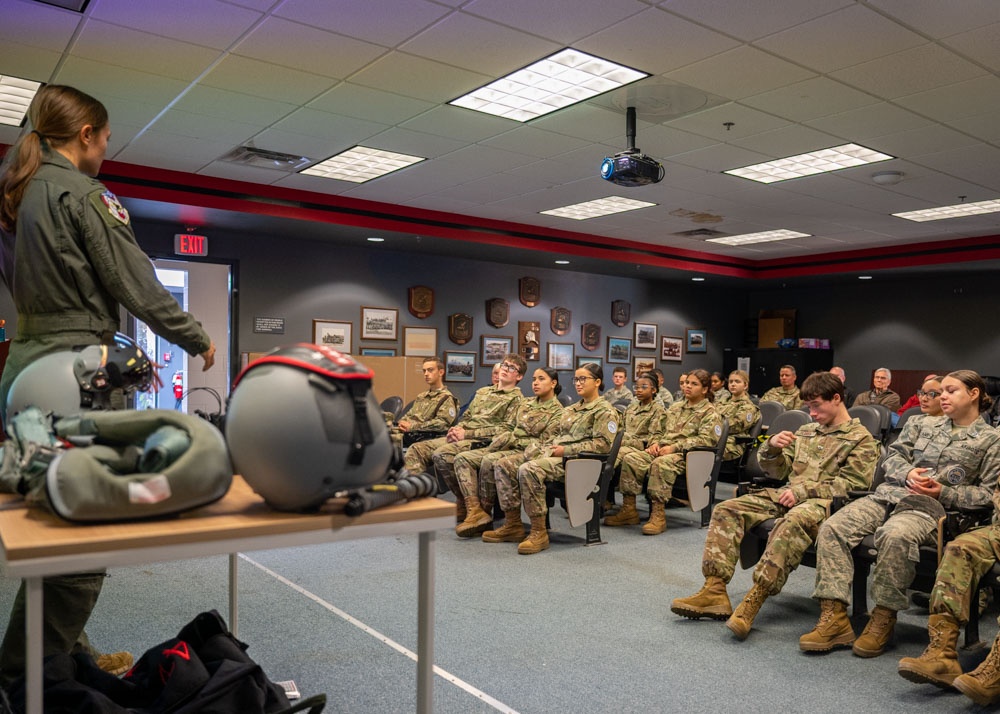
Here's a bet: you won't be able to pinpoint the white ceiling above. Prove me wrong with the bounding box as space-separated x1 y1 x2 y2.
2 0 999 276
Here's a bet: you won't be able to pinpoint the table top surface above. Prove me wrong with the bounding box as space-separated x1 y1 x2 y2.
0 477 454 564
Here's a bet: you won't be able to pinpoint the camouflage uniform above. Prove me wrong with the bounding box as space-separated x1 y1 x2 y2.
389 387 458 449
702 418 877 595
760 386 803 410
714 387 732 404
615 399 666 471
604 385 633 404
852 388 901 412
656 390 674 408
813 414 1000 611
502 398 618 517
452 396 563 506
717 393 761 461
928 522 1000 625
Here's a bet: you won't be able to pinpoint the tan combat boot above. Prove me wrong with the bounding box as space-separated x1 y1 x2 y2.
482 509 525 543
726 582 769 640
670 576 733 620
953 635 1000 706
603 494 640 526
517 515 550 554
853 605 897 657
642 499 667 535
456 497 493 538
799 599 856 652
898 613 963 688
454 496 467 524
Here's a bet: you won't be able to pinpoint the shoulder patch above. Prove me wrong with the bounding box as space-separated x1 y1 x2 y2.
746 413 754 423
448 407 456 417
714 424 722 437
607 420 617 434
98 190 129 225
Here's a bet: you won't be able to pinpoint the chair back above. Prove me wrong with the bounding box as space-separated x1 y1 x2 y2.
380 396 404 421
684 418 729 513
768 409 813 434
557 392 574 407
848 405 882 440
758 400 785 432
866 403 894 440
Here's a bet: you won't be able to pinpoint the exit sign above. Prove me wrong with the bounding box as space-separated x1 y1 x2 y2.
174 233 208 256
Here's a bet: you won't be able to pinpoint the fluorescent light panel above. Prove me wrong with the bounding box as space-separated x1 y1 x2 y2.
724 143 894 184
0 75 42 127
893 198 1000 222
706 229 810 246
300 146 424 183
541 196 656 220
450 48 648 122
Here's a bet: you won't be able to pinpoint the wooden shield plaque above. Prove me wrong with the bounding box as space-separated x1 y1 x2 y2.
581 322 601 352
519 321 541 362
448 313 473 345
408 285 434 319
486 297 509 328
550 306 571 336
519 276 541 307
611 299 631 327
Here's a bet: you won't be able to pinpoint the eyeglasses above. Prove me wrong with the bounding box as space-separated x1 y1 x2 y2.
572 376 595 384
499 362 518 372
917 390 941 398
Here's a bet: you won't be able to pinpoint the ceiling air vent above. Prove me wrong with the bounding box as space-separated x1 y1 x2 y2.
674 228 728 239
220 146 312 171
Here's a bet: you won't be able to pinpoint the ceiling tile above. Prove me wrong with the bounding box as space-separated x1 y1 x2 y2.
271 108 387 145
198 160 297 184
362 127 467 159
627 124 718 159
730 124 841 157
0 0 81 50
670 143 771 173
89 0 263 50
116 130 235 168
241 128 342 162
199 55 338 105
943 22 1000 73
665 103 792 141
667 46 816 100
400 106 514 143
533 104 648 143
307 83 435 125
865 124 980 159
658 0 854 42
741 76 880 122
464 0 648 45
867 0 1000 39
349 51 492 103
275 0 450 47
72 20 221 81
151 109 260 144
894 75 1000 122
428 171 553 204
830 44 986 99
480 127 591 159
912 144 1000 192
804 102 932 141
173 85 298 126
54 57 190 107
0 40 62 83
949 113 1000 144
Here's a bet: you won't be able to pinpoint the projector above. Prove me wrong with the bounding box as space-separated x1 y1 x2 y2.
600 151 664 187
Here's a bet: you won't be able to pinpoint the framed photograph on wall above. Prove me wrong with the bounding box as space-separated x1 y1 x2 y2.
361 306 398 340
547 342 575 370
661 335 683 362
634 356 656 382
444 351 476 382
360 347 396 357
312 319 352 353
606 336 632 364
403 326 437 357
686 329 707 353
480 334 513 366
577 355 603 369
634 322 657 350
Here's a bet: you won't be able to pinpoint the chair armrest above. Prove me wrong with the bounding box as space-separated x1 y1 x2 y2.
944 507 994 539
561 451 611 467
469 438 490 449
847 489 876 499
733 435 755 445
685 445 714 454
402 430 447 447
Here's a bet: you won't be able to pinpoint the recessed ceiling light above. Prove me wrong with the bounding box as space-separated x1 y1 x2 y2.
691 277 705 282
724 143 894 184
300 146 424 183
0 75 42 127
858 275 873 280
554 259 570 265
449 48 648 123
541 196 656 220
367 237 385 242
893 198 1000 222
705 229 810 246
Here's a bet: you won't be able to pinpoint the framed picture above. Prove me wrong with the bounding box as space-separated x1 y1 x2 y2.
606 336 632 364
547 342 575 370
444 351 476 382
661 335 683 362
634 322 657 350
634 356 656 382
312 319 352 353
686 329 707 353
361 306 398 341
403 326 437 357
577 355 603 369
360 347 396 357
480 334 513 366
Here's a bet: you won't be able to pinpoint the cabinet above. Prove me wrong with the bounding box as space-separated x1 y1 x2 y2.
723 348 833 396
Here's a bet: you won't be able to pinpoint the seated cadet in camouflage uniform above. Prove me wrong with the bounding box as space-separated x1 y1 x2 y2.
670 372 877 640
389 357 458 449
603 366 633 405
711 371 731 404
409 354 524 523
760 365 804 409
454 367 564 539
619 369 721 536
496 362 618 554
717 370 761 462
803 370 1000 657
603 373 666 527
647 368 673 409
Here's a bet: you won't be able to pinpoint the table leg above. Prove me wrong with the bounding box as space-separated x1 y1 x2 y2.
25 576 42 714
229 553 239 638
417 530 435 714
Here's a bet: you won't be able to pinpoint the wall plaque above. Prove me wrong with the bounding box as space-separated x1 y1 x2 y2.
550 306 571 336
486 297 509 328
408 285 434 319
519 276 541 307
448 313 473 345
581 322 601 351
611 299 631 327
519 320 541 362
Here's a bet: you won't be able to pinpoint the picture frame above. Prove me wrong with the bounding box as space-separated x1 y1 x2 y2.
686 329 707 353
480 334 513 366
606 336 632 364
360 347 396 357
661 335 683 362
403 326 437 357
361 306 398 341
634 356 656 382
576 355 603 369
634 321 657 350
547 342 575 371
444 351 476 382
311 319 352 353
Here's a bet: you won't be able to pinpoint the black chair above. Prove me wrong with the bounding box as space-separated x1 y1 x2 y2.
866 403 894 442
757 400 785 434
718 416 763 485
380 395 403 421
848 405 882 441
677 417 729 527
557 392 574 407
888 406 922 444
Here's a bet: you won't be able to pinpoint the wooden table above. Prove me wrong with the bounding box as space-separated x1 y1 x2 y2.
0 477 454 714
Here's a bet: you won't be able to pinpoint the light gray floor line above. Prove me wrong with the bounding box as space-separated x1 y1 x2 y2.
239 553 521 714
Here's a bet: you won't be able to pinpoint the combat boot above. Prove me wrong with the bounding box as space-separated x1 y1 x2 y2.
954 636 1000 706
642 499 667 535
853 605 897 657
898 614 962 688
454 495 467 523
726 582 769 640
482 509 525 543
799 599 855 652
517 516 550 554
603 494 640 527
670 576 733 620
456 497 493 538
